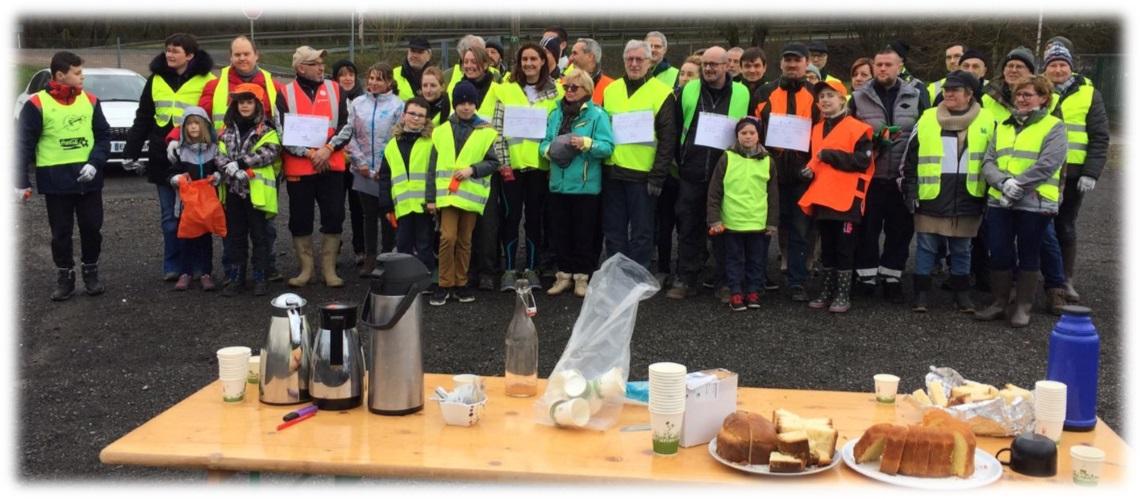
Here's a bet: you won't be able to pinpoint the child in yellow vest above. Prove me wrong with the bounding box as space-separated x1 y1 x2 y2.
706 118 779 311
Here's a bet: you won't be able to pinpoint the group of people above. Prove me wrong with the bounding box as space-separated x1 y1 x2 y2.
18 27 1109 328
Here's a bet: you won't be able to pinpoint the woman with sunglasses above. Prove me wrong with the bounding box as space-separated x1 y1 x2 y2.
539 68 614 297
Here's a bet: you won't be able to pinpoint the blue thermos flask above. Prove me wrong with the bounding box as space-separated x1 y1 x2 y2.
1045 305 1099 431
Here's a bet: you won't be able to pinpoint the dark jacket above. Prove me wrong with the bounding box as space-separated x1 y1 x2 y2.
17 83 111 194
1051 76 1110 180
331 59 364 101
753 76 819 185
706 144 780 229
605 76 677 188
168 107 219 183
900 102 987 219
850 77 928 181
677 78 737 183
125 48 216 185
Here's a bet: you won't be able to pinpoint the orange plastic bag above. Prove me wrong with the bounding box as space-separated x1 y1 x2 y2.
177 176 228 238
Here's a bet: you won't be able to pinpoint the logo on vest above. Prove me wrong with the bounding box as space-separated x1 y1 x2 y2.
59 137 90 150
64 115 89 131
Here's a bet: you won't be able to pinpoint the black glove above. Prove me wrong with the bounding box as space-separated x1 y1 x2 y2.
818 149 848 167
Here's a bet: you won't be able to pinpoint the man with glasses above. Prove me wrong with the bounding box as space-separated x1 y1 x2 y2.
927 42 965 103
394 37 434 101
279 46 355 289
667 46 750 299
726 47 744 79
570 38 613 106
602 40 677 269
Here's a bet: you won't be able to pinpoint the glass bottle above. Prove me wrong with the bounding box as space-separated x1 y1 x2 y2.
505 279 538 397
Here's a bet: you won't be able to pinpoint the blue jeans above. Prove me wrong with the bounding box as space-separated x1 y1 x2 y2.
723 231 769 294
157 184 183 275
1039 221 1067 288
778 182 809 287
915 232 970 276
984 207 1053 272
602 177 656 269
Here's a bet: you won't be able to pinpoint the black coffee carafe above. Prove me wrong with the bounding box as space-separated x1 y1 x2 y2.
309 302 365 410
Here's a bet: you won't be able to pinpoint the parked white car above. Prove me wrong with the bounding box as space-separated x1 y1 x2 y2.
15 67 149 163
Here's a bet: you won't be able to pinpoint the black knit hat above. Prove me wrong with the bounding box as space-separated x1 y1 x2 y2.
453 80 479 107
888 40 910 61
807 41 828 54
485 37 505 58
408 37 431 51
958 48 987 67
943 70 979 92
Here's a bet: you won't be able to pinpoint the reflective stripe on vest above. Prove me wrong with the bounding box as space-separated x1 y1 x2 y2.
152 73 215 127
602 77 672 172
281 80 345 176
679 80 750 146
654 66 679 89
35 90 95 167
913 107 994 200
217 128 282 214
1048 85 1094 164
496 81 563 171
988 114 1064 202
385 136 434 218
720 150 771 231
432 121 498 214
211 67 278 130
798 115 875 216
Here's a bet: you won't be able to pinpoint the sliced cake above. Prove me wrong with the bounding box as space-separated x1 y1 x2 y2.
768 451 805 473
777 430 811 463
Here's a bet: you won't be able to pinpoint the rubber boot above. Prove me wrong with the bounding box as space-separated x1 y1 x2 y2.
51 268 76 302
1061 240 1080 303
358 253 377 278
320 233 344 288
949 274 975 313
288 235 314 288
252 270 268 297
547 271 572 296
911 275 931 313
1010 272 1039 328
975 270 1012 321
808 268 835 309
573 273 589 297
829 271 852 313
81 263 105 296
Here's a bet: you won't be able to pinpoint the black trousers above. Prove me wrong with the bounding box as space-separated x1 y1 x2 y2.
548 192 602 274
286 172 345 236
655 175 680 274
1055 175 1084 246
345 170 365 253
818 219 859 271
855 178 914 282
45 191 103 268
499 169 547 271
470 173 502 280
223 195 270 275
675 178 710 285
358 192 396 255
396 212 435 271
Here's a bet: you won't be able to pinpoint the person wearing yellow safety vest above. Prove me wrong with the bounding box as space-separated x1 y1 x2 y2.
448 45 501 124
430 81 501 306
485 38 510 82
900 71 994 314
490 42 564 292
421 67 450 128
646 31 680 90
976 76 1068 329
17 51 111 301
1040 43 1110 309
394 37 434 101
980 47 1035 129
602 39 678 270
807 41 845 86
706 118 779 312
926 43 965 103
382 97 439 290
216 84 282 298
667 46 750 301
124 33 216 282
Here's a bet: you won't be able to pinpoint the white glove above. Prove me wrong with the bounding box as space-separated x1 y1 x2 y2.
76 164 96 183
234 169 248 181
166 140 180 164
1001 178 1025 200
169 175 183 188
123 160 147 175
800 166 814 180
221 161 240 177
210 172 222 186
1078 176 1096 193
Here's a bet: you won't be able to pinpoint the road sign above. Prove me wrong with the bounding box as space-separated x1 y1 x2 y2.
242 8 263 20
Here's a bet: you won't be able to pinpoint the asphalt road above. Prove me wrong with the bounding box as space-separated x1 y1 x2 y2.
16 153 1126 484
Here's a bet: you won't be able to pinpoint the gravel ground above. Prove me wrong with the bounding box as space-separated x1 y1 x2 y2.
16 149 1125 485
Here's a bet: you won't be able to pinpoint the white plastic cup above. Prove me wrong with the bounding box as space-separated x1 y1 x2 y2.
550 398 590 427
650 409 684 455
549 370 589 399
1034 380 1068 403
247 356 260 384
221 377 247 403
874 374 901 403
1070 445 1105 486
596 367 627 400
1034 418 1065 443
453 374 485 398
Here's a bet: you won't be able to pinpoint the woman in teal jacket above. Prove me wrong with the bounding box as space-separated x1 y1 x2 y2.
540 68 614 297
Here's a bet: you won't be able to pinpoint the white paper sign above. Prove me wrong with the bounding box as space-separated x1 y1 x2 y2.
282 113 330 148
502 106 548 139
693 112 738 150
351 169 380 197
764 114 812 152
611 110 655 145
941 137 965 174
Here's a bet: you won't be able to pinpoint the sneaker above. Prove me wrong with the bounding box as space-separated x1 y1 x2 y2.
454 286 476 303
163 271 180 282
701 277 717 289
789 285 809 302
764 277 779 291
666 281 693 299
199 274 216 292
499 270 518 292
423 282 439 296
429 287 450 306
746 292 762 308
522 269 542 290
174 273 192 291
729 294 746 312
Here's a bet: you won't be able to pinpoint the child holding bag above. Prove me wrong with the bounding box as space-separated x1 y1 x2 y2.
167 106 223 292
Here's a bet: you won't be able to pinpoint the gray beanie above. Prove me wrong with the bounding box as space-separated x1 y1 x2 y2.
1004 46 1036 74
806 64 821 80
1043 44 1074 69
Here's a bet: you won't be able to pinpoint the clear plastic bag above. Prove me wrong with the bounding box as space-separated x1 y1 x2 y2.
534 253 660 430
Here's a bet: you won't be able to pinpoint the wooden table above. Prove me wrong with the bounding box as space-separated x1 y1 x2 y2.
100 373 1126 486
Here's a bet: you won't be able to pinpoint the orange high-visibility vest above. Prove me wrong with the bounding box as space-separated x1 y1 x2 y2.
798 115 875 216
282 79 345 177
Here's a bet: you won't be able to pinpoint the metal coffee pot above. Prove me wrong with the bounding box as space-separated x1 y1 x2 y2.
260 293 313 405
309 302 365 410
360 252 432 415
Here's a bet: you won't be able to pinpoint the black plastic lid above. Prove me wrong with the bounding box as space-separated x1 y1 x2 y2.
369 252 432 295
320 302 357 330
1061 305 1092 317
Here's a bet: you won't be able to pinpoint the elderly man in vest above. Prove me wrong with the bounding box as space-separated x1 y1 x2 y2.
849 44 929 304
752 42 819 301
667 46 750 299
394 37 434 101
602 39 677 270
124 33 216 282
18 51 111 301
279 46 355 288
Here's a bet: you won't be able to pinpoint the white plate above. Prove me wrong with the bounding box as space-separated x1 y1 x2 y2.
707 437 842 476
840 438 1003 490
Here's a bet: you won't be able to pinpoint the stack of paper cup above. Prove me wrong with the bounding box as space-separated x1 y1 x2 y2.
1034 380 1068 443
648 362 687 456
217 346 252 403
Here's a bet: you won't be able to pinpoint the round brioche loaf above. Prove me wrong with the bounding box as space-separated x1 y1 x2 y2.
715 410 778 465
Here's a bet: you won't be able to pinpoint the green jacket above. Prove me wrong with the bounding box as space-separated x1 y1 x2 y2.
541 100 614 195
